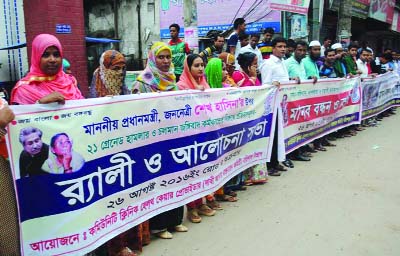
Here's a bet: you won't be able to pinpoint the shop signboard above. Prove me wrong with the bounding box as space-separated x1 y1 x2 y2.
290 14 308 39
269 0 311 15
352 0 370 19
160 0 281 39
368 0 395 24
391 9 400 32
331 0 370 19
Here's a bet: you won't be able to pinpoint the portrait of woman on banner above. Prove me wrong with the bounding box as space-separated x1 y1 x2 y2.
42 133 85 174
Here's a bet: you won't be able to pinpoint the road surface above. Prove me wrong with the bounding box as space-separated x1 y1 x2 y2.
143 114 400 256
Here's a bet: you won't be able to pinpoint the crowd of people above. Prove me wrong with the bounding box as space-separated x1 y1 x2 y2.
0 16 398 256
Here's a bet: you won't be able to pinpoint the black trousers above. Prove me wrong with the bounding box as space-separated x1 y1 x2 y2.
268 118 279 169
150 206 184 231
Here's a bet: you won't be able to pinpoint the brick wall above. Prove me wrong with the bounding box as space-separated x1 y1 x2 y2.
23 0 89 96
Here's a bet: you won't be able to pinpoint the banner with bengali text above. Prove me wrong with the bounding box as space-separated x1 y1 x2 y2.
6 86 277 255
159 0 281 39
361 72 400 119
278 78 362 154
269 0 311 15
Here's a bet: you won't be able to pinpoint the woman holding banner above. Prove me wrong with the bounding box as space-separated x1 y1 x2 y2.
133 41 178 93
232 52 261 87
176 54 219 223
89 49 149 256
232 52 268 184
177 53 210 90
0 102 18 255
11 34 84 105
203 57 239 205
134 42 187 239
89 50 130 97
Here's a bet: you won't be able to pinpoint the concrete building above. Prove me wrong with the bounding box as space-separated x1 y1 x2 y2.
0 0 89 96
23 0 88 95
320 0 400 51
85 0 161 75
0 0 27 95
2 0 400 99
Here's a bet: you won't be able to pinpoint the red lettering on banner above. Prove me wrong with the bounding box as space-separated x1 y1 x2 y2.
283 91 359 125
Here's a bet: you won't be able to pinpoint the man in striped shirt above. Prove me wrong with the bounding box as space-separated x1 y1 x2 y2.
257 27 274 60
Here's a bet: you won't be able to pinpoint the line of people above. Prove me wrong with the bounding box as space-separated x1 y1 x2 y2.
1 16 398 256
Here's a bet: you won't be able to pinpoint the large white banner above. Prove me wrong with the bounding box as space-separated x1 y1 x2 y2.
6 86 278 255
278 78 362 153
361 72 400 119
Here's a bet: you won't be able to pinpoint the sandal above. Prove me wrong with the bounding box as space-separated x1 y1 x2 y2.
174 224 188 232
215 194 238 202
198 204 216 216
327 136 337 141
154 230 173 239
187 209 202 223
251 179 268 185
206 199 223 210
117 247 137 256
315 146 327 151
276 164 288 171
225 191 237 197
322 141 336 147
244 180 254 186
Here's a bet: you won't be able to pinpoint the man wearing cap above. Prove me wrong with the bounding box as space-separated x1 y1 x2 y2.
283 40 313 162
331 43 348 78
302 40 320 81
330 43 358 137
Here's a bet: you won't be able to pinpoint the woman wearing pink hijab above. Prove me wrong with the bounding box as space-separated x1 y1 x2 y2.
11 34 84 105
177 54 217 223
177 54 210 90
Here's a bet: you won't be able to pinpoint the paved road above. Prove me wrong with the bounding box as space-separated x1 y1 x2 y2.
143 114 400 256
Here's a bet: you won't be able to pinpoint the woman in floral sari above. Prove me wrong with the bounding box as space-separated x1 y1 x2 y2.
133 42 187 239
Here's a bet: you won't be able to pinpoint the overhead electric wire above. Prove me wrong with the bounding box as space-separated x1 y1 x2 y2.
223 0 273 36
242 0 260 18
242 0 264 19
230 0 246 26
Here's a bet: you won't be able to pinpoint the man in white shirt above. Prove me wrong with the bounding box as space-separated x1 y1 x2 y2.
260 37 290 85
260 37 293 174
356 48 371 78
320 37 332 57
239 33 263 67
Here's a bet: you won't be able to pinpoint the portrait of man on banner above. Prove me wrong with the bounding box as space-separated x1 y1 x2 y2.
18 127 49 177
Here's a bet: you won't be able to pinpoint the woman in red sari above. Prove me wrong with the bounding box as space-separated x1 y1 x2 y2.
11 34 84 105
